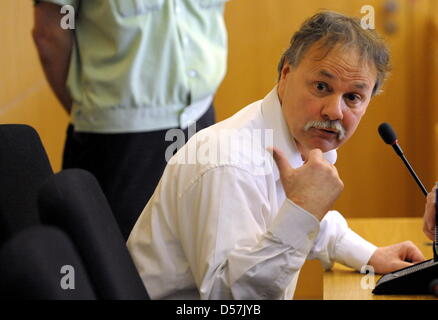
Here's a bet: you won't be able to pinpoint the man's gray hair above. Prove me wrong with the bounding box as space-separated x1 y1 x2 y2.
277 11 391 95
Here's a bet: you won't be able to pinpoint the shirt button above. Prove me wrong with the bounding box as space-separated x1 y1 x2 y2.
308 231 316 241
182 35 189 45
188 70 198 78
175 5 181 14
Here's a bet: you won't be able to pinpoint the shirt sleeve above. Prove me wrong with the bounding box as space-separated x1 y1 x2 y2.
176 166 321 300
307 210 377 271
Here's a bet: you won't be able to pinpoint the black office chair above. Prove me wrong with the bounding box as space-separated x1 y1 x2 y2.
0 225 96 299
0 124 53 244
38 169 149 300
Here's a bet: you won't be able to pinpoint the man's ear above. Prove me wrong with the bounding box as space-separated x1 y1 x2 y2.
280 62 291 80
277 62 291 103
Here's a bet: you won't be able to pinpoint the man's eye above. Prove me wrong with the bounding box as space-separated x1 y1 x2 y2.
345 93 360 102
315 82 328 92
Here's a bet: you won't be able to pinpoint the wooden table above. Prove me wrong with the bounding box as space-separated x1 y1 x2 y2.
323 218 437 300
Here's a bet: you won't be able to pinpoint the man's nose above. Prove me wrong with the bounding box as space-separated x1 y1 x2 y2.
321 96 344 121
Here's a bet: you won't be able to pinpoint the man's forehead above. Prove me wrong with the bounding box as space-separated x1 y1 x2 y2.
300 44 377 87
305 41 361 62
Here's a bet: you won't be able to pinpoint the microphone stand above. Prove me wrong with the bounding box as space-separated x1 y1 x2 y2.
393 142 437 261
391 141 427 196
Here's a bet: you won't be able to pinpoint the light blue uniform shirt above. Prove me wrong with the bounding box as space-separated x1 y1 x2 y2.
39 0 228 132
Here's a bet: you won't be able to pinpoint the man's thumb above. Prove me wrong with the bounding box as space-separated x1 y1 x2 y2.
270 147 292 175
306 148 324 163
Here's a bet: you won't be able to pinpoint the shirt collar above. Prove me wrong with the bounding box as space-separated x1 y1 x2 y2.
260 86 337 181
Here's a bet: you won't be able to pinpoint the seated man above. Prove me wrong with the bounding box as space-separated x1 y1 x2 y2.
127 11 425 299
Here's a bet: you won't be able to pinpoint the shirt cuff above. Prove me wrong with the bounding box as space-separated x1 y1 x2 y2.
269 199 320 255
334 228 378 271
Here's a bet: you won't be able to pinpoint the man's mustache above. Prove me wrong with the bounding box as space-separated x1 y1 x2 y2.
304 120 346 140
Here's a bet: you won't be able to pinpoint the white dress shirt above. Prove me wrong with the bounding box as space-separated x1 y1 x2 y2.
127 86 377 300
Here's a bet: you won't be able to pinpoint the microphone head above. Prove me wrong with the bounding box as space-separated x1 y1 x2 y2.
378 122 397 145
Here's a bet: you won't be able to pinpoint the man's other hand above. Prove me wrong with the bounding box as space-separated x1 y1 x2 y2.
368 241 425 274
423 185 437 241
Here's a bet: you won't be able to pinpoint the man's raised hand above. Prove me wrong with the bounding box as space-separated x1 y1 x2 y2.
272 147 344 221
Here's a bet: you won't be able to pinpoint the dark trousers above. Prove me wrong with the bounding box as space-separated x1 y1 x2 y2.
62 104 216 240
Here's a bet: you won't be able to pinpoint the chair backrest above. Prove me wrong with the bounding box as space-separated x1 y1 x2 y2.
38 169 149 300
0 225 96 299
0 124 53 244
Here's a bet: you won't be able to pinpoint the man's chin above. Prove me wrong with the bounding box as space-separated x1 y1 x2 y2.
305 139 341 153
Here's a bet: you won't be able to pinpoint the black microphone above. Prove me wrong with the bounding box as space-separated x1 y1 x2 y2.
378 122 428 196
378 122 437 262
372 124 438 295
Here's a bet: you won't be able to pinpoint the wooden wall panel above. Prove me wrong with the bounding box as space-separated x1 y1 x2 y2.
0 0 69 171
0 84 69 171
428 0 438 186
405 0 438 220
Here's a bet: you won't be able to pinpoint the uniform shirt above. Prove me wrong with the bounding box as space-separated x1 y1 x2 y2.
36 0 228 132
127 86 377 299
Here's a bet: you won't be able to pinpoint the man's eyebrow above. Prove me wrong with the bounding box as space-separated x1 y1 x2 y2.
318 69 369 90
352 82 369 90
319 69 335 79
